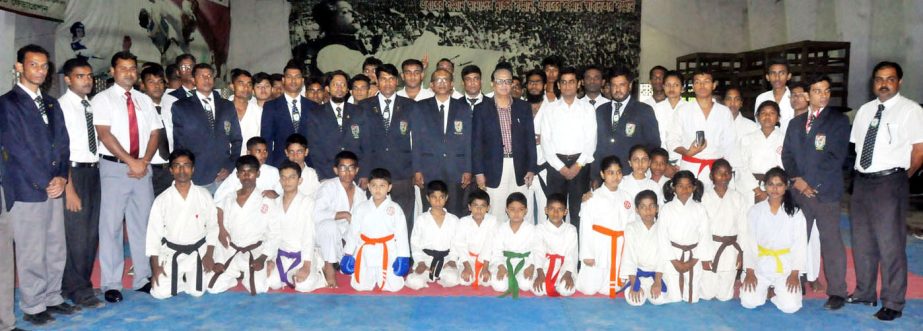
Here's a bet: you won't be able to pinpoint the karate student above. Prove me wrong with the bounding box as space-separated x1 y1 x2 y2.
737 101 784 203
266 161 326 292
657 170 713 304
490 193 540 298
532 193 578 297
282 134 320 199
208 156 282 295
740 167 807 314
649 147 672 199
340 168 411 292
620 145 665 205
451 190 499 289
314 151 366 287
213 137 281 202
406 181 461 289
576 156 635 297
622 190 668 306
652 70 687 167
700 159 749 302
147 149 219 299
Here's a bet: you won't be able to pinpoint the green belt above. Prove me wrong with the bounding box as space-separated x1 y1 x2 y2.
499 250 531 299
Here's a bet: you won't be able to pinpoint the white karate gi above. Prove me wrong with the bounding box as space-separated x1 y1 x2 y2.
666 101 738 188
653 99 687 162
700 188 749 301
267 192 326 292
532 221 578 297
314 178 366 263
656 198 713 303
213 164 282 203
450 214 499 288
209 192 281 294
739 201 807 314
754 89 795 135
344 198 410 292
620 175 664 209
406 209 461 289
621 221 667 306
298 166 321 199
576 186 635 296
735 128 784 201
146 185 219 299
489 221 540 294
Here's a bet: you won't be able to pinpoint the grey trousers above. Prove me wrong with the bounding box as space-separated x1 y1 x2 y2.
99 159 153 290
8 197 66 315
0 189 16 330
795 193 847 298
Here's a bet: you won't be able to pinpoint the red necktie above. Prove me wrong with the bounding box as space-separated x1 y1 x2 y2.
126 91 139 158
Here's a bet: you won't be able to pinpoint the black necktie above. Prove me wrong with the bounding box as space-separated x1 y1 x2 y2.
202 97 215 130
82 99 97 154
155 105 170 160
589 99 597 106
468 98 477 110
859 104 885 169
35 96 48 124
384 99 392 130
439 104 446 134
612 101 622 130
291 99 300 131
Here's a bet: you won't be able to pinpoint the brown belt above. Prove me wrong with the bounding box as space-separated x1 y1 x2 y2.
209 241 263 295
671 241 697 303
711 235 743 274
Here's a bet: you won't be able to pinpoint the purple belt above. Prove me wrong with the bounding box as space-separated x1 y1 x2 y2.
276 249 302 288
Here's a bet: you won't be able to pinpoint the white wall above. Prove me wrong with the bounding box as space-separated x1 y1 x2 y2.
0 11 16 91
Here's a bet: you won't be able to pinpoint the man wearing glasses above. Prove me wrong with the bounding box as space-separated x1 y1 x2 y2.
167 53 197 100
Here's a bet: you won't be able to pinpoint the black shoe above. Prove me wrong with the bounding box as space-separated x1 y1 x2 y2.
78 296 106 309
874 307 902 321
136 281 152 294
47 302 80 315
846 295 878 307
104 289 123 303
824 295 845 310
23 311 55 325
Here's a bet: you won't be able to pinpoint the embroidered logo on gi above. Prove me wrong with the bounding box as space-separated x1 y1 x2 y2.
814 134 826 151
624 201 632 209
351 124 360 139
223 121 231 135
260 204 268 214
625 123 636 137
400 120 408 135
454 120 463 135
387 206 395 216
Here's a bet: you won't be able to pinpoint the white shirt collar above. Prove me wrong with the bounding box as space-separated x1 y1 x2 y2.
378 93 395 109
195 91 213 102
878 92 901 109
17 82 40 100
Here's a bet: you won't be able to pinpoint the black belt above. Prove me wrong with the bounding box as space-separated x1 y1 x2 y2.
100 155 125 164
151 163 170 169
556 153 580 163
503 153 513 158
161 237 206 296
423 249 450 281
857 167 904 178
70 161 98 168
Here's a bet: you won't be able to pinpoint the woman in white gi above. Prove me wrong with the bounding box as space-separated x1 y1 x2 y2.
736 101 784 203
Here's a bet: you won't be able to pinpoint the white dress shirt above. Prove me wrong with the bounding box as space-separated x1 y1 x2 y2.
151 94 178 165
653 99 687 162
540 98 597 170
850 93 923 172
91 84 163 158
580 94 610 109
283 93 303 124
238 99 264 156
436 97 451 134
396 87 434 101
60 89 100 163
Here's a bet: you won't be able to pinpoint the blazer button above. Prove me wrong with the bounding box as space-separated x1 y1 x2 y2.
51 161 56 167
32 183 40 190
385 148 390 152
443 153 447 157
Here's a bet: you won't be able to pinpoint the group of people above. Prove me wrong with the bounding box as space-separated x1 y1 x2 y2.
1 43 920 329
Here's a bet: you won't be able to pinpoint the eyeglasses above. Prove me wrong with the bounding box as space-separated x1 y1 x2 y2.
432 77 451 84
494 79 513 86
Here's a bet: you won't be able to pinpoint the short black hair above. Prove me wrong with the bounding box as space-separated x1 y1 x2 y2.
606 66 633 84
362 57 383 69
192 63 214 76
558 66 579 80
110 51 137 68
169 148 195 166
649 65 668 78
546 193 567 207
375 63 400 80
506 192 527 207
766 58 789 73
788 80 809 92
663 70 684 84
369 168 391 184
270 73 284 83
490 62 513 81
165 64 180 81
305 75 325 87
324 70 350 87
804 74 832 88
436 58 454 70
600 155 622 173
872 61 903 80
461 65 481 79
174 53 196 65
283 59 304 75
231 68 252 82
252 72 271 85
541 55 563 70
634 189 658 207
467 189 490 206
628 144 649 159
426 180 448 196
334 150 358 166
649 147 669 161
756 100 781 118
401 59 424 71
246 136 268 151
525 69 546 85
692 68 713 81
278 161 302 178
236 155 260 171
350 74 371 88
62 57 92 76
140 64 165 82
285 133 308 149
582 65 602 79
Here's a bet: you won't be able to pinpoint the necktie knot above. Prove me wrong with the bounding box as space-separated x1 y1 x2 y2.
589 99 596 106
877 104 885 114
385 99 392 105
468 98 477 104
81 99 90 109
125 91 131 98
35 95 43 104
439 104 445 113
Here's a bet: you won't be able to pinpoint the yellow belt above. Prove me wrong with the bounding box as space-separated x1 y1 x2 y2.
757 245 790 274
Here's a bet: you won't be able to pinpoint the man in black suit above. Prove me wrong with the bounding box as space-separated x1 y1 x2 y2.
593 67 661 183
167 53 196 100
261 60 319 167
781 74 850 310
172 63 242 193
306 70 369 181
0 44 75 325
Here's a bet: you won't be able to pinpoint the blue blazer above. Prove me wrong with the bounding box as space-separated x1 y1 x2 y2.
782 108 850 203
593 98 661 180
260 96 319 167
413 97 471 184
304 102 369 180
0 85 70 210
360 95 417 180
472 97 537 188
172 92 242 185
168 87 192 101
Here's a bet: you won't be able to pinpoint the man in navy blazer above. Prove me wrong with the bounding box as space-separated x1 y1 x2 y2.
593 68 661 182
361 64 418 227
781 75 850 310
261 60 319 167
172 63 242 191
166 53 196 100
305 70 369 181
472 67 537 221
0 44 73 325
413 69 472 216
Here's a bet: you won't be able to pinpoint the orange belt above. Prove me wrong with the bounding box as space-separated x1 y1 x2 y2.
354 234 395 289
545 253 565 297
469 252 485 289
681 155 718 176
592 224 625 298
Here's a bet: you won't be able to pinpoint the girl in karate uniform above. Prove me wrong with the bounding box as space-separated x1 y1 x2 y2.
622 190 668 306
657 170 713 303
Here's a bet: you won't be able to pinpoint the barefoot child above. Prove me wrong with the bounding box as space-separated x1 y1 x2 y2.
532 193 577 297
657 170 713 303
490 193 540 298
450 190 498 289
700 159 749 301
406 180 461 289
622 190 668 306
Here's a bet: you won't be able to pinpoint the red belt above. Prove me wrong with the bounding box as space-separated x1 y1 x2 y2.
592 224 625 298
545 253 565 297
355 234 394 290
681 155 717 176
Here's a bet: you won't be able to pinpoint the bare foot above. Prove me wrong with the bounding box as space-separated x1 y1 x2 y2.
323 263 337 288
